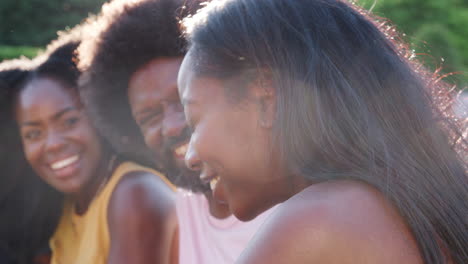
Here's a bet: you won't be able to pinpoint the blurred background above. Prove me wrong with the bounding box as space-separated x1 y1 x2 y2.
0 0 467 90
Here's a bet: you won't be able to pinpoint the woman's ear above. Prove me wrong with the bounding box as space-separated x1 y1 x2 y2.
249 73 275 128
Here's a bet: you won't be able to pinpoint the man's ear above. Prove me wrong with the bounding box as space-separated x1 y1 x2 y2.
249 73 275 128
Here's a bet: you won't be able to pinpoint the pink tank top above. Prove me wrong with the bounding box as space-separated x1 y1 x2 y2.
176 191 275 264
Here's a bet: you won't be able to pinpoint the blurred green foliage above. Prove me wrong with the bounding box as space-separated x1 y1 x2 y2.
0 0 107 46
0 45 41 61
358 0 468 87
0 0 466 87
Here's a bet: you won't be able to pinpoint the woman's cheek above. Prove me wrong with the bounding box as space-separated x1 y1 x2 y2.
194 124 218 161
24 142 40 164
190 130 204 157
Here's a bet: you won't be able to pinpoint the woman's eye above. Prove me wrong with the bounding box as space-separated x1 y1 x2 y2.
64 116 80 128
23 130 42 141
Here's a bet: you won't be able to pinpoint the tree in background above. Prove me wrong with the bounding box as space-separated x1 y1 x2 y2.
0 0 467 87
359 0 468 87
0 0 107 46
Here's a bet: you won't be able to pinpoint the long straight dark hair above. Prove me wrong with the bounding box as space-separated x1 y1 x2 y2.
0 29 88 264
0 63 63 264
182 0 468 262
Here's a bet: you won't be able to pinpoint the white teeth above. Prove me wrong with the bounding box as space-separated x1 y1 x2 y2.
175 143 188 156
51 155 79 170
210 177 219 191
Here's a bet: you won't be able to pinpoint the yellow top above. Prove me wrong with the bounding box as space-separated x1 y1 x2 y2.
50 161 175 264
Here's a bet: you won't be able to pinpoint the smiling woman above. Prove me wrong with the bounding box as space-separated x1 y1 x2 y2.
2 26 179 264
179 0 468 263
16 76 106 196
0 58 63 264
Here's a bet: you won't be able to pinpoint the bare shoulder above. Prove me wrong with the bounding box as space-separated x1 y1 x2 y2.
106 170 177 263
237 180 422 264
108 170 176 230
106 169 177 263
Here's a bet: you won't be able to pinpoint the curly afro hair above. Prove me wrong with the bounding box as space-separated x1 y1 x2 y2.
78 0 200 168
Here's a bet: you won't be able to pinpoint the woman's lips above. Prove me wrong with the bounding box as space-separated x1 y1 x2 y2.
200 171 217 185
210 176 220 191
49 154 80 179
50 155 79 170
211 176 228 205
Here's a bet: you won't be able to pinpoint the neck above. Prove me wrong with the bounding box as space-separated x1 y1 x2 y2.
204 191 232 219
288 173 312 197
261 171 312 208
73 151 117 215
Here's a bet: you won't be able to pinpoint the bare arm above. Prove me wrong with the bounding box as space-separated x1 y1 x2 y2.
107 171 177 264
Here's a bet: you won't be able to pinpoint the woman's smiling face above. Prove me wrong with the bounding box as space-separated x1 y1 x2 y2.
15 77 106 194
178 54 290 221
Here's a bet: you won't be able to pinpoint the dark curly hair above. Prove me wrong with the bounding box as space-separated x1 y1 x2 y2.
77 0 199 168
0 58 63 264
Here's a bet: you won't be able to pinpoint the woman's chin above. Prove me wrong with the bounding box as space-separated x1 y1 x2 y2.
231 204 260 222
210 201 232 219
52 180 81 195
204 191 232 219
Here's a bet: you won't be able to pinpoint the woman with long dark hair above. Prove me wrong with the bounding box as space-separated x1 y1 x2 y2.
1 29 178 264
178 0 467 263
0 59 63 264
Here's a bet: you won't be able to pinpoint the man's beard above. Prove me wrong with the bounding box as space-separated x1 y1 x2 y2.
156 127 210 193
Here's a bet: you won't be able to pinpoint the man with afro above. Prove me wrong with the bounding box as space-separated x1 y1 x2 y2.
78 0 276 263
